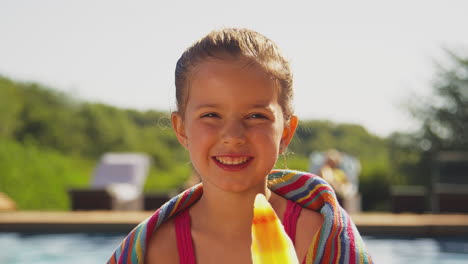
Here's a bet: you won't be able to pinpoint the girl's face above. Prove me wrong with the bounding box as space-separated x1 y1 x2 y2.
172 58 298 194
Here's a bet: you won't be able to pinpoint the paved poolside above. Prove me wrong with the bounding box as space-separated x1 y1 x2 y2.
1 211 468 236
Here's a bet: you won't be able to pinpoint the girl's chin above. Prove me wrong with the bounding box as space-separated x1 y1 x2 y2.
206 179 267 194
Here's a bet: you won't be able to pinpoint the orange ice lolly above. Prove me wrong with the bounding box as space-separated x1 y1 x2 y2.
251 194 299 264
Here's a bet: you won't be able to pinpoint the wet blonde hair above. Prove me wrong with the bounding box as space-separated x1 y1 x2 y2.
175 28 294 121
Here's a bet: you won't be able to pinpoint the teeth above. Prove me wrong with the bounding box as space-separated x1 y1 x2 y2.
215 156 249 165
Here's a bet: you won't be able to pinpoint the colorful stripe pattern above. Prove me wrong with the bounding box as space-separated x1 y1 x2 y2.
107 170 372 264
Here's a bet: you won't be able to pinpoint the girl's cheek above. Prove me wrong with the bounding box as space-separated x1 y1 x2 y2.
189 122 218 139
249 125 282 142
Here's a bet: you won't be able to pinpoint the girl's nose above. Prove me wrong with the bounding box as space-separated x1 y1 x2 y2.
221 119 246 146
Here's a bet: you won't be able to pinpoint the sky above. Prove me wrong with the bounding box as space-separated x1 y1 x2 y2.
1 0 468 137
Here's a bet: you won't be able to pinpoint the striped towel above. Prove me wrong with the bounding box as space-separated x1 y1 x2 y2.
107 170 373 264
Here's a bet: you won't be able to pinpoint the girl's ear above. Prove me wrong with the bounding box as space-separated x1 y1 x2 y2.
171 112 188 149
280 115 298 151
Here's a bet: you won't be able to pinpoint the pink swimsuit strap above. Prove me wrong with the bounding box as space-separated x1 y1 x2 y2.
174 199 302 264
282 199 303 245
174 209 196 264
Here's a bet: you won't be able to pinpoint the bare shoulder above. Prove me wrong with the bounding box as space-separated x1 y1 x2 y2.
145 219 179 264
295 208 323 262
298 207 323 228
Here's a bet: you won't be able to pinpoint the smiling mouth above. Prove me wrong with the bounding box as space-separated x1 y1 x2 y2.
214 156 251 165
212 156 254 171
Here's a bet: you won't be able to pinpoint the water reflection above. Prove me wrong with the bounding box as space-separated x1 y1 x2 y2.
364 236 468 264
0 232 126 264
438 238 468 254
0 233 467 264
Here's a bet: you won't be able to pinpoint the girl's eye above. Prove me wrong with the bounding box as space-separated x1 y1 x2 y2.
201 113 219 118
249 113 268 119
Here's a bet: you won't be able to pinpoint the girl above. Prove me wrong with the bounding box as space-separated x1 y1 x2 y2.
108 28 372 264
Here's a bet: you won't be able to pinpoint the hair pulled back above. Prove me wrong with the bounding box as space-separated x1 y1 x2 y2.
175 28 294 120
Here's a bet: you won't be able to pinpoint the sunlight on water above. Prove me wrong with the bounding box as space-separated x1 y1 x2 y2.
363 236 468 264
0 233 125 264
0 233 467 263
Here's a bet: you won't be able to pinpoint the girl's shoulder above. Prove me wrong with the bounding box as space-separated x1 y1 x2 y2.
145 218 179 264
295 206 324 261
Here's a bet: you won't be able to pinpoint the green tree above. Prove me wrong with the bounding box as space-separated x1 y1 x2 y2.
0 77 24 138
387 132 421 185
394 50 468 188
411 51 468 152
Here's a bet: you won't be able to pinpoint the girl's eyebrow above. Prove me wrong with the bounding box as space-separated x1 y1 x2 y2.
194 103 220 110
249 104 276 113
194 103 275 113
250 104 273 109
195 103 271 108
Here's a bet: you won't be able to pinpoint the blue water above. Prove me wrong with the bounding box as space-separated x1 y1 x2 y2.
0 233 467 263
0 232 124 264
364 236 468 264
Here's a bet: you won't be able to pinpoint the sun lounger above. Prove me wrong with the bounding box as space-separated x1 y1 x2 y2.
69 153 150 211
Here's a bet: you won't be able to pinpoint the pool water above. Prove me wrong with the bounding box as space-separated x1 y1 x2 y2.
364 236 468 264
0 233 467 263
0 233 125 264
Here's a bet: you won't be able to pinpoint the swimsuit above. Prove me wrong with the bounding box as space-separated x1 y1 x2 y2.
175 200 302 264
107 170 373 264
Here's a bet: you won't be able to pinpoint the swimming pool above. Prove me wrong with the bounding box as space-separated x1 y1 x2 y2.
364 236 468 263
0 233 467 263
0 232 124 264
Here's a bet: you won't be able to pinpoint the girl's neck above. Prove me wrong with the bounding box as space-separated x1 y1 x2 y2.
189 184 272 238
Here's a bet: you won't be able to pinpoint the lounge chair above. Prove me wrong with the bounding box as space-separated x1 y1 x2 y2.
69 153 150 211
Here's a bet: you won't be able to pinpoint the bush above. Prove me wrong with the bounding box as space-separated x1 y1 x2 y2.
0 139 93 210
